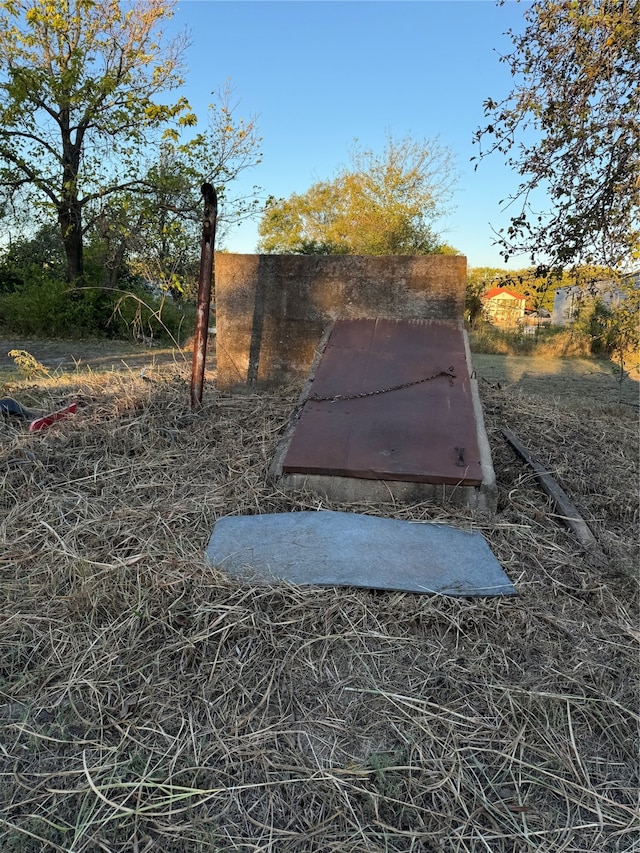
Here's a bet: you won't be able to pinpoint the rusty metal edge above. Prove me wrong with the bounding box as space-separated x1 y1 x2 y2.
190 183 217 410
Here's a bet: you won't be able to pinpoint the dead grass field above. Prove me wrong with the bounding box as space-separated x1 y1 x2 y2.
1 339 638 852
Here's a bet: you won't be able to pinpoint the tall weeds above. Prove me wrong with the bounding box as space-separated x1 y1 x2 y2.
468 325 593 357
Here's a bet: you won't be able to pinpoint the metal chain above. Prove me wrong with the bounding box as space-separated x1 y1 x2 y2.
307 367 456 403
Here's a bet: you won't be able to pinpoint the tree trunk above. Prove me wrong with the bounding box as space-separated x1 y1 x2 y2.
106 240 126 289
59 118 84 284
59 204 84 283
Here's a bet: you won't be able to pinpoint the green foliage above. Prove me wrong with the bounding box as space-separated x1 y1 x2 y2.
474 0 640 269
85 82 262 296
571 297 607 354
0 224 66 292
571 281 640 378
0 268 91 337
258 132 459 255
0 212 195 341
0 265 195 341
0 0 193 282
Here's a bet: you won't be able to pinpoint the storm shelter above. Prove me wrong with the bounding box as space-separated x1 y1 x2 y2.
215 254 497 512
271 318 496 512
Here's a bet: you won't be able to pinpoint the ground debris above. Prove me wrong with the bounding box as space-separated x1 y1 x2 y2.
0 362 638 853
501 426 606 563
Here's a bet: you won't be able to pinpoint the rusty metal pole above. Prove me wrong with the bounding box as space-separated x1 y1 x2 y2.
190 182 217 410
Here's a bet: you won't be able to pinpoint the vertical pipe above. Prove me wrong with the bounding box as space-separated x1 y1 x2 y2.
191 182 218 410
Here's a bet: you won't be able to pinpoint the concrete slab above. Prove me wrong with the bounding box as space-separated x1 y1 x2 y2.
206 511 516 597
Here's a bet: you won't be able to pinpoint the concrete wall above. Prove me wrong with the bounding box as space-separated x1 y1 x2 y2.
215 253 467 389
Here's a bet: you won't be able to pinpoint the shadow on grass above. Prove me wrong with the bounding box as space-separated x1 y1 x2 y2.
0 338 195 384
470 352 639 407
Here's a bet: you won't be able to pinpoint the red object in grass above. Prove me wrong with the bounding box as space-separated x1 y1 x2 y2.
29 402 78 432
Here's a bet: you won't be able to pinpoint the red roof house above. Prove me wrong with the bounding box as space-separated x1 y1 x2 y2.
482 288 527 326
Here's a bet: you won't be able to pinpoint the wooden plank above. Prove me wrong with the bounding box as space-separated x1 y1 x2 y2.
281 319 483 486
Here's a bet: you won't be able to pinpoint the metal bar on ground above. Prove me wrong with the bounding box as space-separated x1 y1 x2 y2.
501 427 605 561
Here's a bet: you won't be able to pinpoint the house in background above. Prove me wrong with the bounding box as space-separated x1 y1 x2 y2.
517 308 551 335
482 288 527 326
552 273 638 326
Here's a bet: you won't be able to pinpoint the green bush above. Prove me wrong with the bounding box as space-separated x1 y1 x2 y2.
106 288 196 344
0 268 87 337
0 266 195 343
572 298 616 356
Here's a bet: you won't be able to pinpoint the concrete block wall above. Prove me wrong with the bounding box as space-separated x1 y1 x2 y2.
215 253 467 389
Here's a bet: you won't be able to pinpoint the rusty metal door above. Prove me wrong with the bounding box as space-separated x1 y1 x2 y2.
281 318 482 486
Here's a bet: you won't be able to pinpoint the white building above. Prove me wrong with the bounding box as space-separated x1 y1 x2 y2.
552 274 638 326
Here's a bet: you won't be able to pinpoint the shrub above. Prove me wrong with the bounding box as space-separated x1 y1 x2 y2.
106 288 196 344
0 267 195 343
0 268 88 337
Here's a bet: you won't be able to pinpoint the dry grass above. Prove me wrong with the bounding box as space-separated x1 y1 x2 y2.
1 360 638 852
468 326 595 359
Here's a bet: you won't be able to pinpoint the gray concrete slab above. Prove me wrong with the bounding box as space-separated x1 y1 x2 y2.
206 511 516 597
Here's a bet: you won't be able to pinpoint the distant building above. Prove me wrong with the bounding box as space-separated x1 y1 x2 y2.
552 274 638 326
482 288 527 326
517 308 551 335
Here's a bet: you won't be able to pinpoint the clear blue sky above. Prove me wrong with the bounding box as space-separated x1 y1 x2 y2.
169 0 535 270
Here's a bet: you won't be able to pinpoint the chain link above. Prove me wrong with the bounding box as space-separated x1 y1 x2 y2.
307 367 456 403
